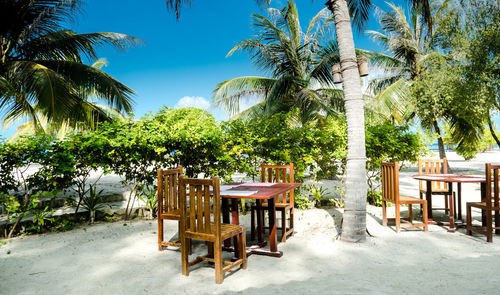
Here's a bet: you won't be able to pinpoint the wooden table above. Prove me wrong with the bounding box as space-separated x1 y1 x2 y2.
412 174 486 232
220 182 302 258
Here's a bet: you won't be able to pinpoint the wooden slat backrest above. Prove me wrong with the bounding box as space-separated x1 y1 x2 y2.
381 162 400 205
261 163 294 204
486 163 500 210
179 177 220 239
418 158 448 191
157 166 183 214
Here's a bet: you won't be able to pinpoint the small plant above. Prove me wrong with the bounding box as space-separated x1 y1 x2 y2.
137 185 158 219
81 185 110 223
104 214 121 222
51 216 75 232
308 184 331 208
26 206 55 233
331 184 345 208
367 191 384 207
294 192 311 210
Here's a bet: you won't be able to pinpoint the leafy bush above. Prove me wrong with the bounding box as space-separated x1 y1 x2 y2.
294 193 311 210
365 124 424 206
222 112 347 182
0 135 72 237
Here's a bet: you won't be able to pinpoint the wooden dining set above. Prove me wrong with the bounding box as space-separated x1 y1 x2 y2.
381 158 500 243
156 163 300 284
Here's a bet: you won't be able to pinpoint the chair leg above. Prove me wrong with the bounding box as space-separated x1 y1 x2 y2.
466 204 472 236
408 204 413 223
215 239 223 284
240 231 247 269
187 237 192 255
158 218 163 251
486 210 493 243
395 205 401 233
250 207 255 241
281 209 286 243
444 194 449 212
495 209 500 235
382 201 388 226
422 201 428 232
290 208 294 237
419 192 423 213
207 242 214 258
181 236 189 276
453 192 457 219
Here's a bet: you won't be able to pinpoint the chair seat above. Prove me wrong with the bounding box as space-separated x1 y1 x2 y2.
252 202 293 210
399 195 426 204
467 202 500 210
186 223 244 241
420 188 449 194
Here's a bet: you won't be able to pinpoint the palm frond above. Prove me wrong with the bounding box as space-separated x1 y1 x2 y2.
367 78 412 124
37 60 135 113
22 31 142 61
212 76 274 115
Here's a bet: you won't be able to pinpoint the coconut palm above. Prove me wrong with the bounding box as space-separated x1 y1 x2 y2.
5 58 128 141
166 0 431 242
0 0 140 132
212 1 343 125
363 3 451 161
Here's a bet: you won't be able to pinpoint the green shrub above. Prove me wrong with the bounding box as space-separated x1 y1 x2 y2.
365 124 424 205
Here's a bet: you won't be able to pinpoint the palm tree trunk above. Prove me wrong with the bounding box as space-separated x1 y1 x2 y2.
488 112 500 148
327 0 367 242
431 120 452 172
431 120 447 159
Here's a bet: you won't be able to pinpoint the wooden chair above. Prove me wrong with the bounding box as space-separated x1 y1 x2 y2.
466 163 500 242
382 162 428 232
179 176 246 284
157 166 183 250
250 163 294 242
418 158 451 212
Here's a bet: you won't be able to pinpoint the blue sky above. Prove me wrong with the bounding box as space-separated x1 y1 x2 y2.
1 0 497 139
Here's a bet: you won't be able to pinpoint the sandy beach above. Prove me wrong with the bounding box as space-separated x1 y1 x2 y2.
1 151 499 294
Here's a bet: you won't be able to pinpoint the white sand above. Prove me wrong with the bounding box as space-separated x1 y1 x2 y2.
1 151 500 294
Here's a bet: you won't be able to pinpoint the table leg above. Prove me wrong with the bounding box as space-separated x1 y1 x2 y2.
447 186 455 232
231 198 240 258
256 199 265 244
426 180 433 220
457 183 463 222
222 198 231 248
268 196 278 253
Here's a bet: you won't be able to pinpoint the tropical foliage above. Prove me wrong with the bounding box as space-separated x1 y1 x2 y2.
213 0 343 124
0 0 139 135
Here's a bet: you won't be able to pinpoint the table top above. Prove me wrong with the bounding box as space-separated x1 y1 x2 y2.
412 174 486 183
220 182 302 199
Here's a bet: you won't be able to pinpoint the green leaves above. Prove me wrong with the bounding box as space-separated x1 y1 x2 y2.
215 0 340 125
0 0 139 136
223 112 348 181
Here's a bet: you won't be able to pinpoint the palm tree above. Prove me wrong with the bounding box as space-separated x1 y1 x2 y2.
166 0 431 242
212 1 343 125
364 3 450 161
0 0 140 132
5 58 128 141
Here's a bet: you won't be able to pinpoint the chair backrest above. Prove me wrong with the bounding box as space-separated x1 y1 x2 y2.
157 166 183 214
381 162 400 205
418 158 448 191
179 176 220 239
485 163 500 210
261 163 294 204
